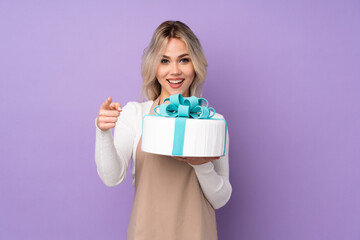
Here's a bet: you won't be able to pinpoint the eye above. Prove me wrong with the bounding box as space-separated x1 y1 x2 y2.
161 59 169 64
180 58 190 63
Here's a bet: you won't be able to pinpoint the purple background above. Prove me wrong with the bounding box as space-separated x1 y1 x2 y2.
1 0 359 239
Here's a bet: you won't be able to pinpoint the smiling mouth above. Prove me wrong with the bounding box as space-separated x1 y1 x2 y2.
166 78 185 89
167 79 185 84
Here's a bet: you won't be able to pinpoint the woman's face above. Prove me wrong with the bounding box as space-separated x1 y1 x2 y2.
156 38 195 99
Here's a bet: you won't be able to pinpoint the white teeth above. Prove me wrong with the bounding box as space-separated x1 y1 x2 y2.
168 79 184 84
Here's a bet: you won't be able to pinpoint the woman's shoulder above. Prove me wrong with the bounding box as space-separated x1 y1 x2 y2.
117 100 153 130
122 99 154 117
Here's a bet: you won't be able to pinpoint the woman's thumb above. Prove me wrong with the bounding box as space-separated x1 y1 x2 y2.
110 102 122 111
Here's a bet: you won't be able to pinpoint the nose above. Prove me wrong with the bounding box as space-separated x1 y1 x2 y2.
171 62 181 75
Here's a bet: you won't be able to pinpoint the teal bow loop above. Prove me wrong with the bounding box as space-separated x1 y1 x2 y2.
153 93 216 156
154 93 216 119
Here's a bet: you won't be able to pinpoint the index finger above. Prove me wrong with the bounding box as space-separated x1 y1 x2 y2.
100 97 112 110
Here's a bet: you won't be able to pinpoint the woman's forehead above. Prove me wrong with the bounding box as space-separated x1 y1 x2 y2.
163 38 189 57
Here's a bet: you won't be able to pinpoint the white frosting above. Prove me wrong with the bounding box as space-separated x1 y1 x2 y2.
142 116 226 157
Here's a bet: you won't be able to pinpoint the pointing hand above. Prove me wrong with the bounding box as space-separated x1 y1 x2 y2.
96 97 122 131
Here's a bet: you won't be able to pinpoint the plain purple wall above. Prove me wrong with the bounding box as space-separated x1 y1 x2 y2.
1 0 359 239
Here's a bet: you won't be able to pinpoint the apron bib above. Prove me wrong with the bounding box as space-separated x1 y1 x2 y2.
127 98 217 240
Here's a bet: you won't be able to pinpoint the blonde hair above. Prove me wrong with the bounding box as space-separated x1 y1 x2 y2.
140 21 208 101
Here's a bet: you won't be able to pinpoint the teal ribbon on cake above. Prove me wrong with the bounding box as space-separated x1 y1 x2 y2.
154 93 216 156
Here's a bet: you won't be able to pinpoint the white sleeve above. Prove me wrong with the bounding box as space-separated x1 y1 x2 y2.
95 102 137 187
189 128 232 209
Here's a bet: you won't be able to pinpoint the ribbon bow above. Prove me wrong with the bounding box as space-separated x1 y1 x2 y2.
154 94 215 119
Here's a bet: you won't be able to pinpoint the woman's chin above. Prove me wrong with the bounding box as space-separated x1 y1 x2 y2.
161 85 190 98
166 88 184 96
171 90 188 97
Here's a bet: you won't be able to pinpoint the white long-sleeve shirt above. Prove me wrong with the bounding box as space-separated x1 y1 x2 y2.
95 100 232 209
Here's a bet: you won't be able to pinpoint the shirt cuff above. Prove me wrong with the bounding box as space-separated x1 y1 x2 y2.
95 117 112 135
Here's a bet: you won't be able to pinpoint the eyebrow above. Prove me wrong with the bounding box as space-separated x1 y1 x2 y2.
162 53 189 59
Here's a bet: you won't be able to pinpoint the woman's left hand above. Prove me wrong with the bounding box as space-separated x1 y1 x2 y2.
172 156 220 165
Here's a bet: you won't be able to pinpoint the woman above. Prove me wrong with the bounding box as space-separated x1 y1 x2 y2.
95 21 231 240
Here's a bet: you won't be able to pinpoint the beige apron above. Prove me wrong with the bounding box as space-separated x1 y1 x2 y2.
127 98 217 240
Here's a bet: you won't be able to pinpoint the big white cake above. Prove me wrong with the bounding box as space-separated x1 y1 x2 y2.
141 115 227 157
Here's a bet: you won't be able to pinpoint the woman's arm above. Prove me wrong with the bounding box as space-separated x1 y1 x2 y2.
189 130 232 209
95 102 137 187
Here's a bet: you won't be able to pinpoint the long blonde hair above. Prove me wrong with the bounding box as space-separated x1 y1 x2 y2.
140 21 208 101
